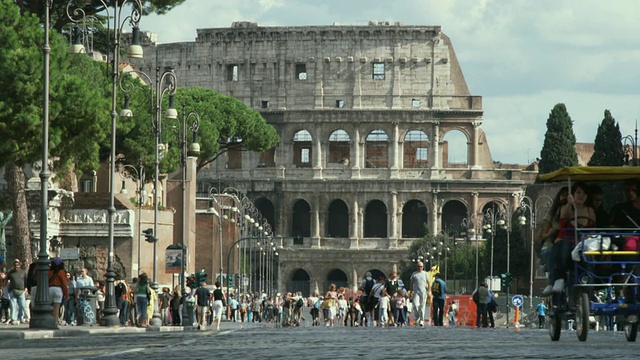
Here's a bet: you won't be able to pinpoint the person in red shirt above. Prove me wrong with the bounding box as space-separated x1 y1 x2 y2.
48 257 69 322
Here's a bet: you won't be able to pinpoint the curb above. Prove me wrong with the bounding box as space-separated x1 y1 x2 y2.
0 325 199 340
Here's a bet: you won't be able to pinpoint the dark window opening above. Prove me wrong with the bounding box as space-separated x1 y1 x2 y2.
373 62 385 80
226 64 238 81
296 63 307 80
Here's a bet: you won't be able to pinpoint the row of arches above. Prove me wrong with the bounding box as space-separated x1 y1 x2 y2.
292 128 468 168
286 267 386 296
254 195 509 239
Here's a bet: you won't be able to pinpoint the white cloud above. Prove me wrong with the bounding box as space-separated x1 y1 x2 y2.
142 0 640 165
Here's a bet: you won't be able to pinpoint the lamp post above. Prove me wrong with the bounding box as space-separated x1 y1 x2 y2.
119 162 145 274
207 188 224 288
67 0 144 327
518 195 553 312
622 128 638 166
482 207 502 281
119 66 178 327
176 104 200 301
461 215 478 290
31 0 56 329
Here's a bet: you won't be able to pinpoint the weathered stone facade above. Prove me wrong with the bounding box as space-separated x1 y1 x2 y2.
132 22 538 295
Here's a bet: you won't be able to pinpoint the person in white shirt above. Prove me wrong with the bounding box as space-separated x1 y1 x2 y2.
75 267 95 299
378 288 390 327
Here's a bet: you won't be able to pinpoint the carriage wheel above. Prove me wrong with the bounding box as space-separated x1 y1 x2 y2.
575 292 589 342
625 323 638 342
549 314 561 341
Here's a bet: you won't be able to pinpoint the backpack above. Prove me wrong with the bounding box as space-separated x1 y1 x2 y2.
363 278 374 296
296 298 304 308
472 291 480 304
431 279 441 297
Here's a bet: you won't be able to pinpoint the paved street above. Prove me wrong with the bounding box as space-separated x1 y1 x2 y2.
1 321 639 359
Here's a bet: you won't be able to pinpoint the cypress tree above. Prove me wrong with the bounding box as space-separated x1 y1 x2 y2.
538 103 579 174
588 110 624 166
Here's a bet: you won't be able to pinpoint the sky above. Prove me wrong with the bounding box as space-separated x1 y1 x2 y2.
141 0 640 165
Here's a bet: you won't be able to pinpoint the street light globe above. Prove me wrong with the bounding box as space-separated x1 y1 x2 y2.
244 214 250 220
497 219 505 226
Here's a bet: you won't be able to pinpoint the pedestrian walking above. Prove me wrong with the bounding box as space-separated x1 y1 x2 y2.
409 261 430 326
536 300 547 329
472 282 489 328
431 273 447 326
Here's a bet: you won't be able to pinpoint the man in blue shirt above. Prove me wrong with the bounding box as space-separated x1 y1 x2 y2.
431 273 447 326
536 300 547 329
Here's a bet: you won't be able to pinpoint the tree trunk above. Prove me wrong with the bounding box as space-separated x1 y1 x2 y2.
5 162 32 264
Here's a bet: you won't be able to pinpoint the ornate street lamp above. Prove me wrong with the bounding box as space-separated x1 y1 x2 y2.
518 195 553 312
119 162 145 275
64 0 144 328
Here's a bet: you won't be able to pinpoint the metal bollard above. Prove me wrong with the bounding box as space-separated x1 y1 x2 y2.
77 286 98 326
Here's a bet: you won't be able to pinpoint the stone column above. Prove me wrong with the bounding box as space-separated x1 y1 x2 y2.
431 191 439 235
389 191 398 248
471 121 481 169
350 198 359 249
311 195 321 248
390 122 400 178
431 121 440 169
351 126 361 179
313 124 323 179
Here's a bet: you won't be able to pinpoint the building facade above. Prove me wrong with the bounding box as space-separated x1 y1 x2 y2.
132 21 537 295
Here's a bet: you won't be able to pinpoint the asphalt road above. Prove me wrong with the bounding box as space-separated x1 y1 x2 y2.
1 323 638 360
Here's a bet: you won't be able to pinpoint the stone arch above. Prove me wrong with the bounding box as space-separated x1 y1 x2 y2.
364 199 387 238
441 128 469 167
255 197 276 234
403 129 429 168
292 199 311 237
328 129 351 165
441 200 469 233
402 199 428 238
365 129 389 168
287 268 311 296
293 129 312 168
364 268 387 281
325 268 349 292
327 199 349 238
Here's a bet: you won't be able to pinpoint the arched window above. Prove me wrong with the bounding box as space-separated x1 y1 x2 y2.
364 200 387 238
292 199 311 237
328 130 351 164
327 199 349 237
403 130 429 168
402 200 428 238
365 129 389 168
293 130 312 168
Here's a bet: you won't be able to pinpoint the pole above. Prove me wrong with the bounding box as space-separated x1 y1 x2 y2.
149 65 163 327
31 0 55 329
181 102 187 300
137 162 144 276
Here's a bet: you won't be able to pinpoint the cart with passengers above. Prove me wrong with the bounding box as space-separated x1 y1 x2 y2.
537 166 640 342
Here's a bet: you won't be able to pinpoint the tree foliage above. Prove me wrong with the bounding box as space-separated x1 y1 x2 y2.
117 85 280 174
14 0 186 32
538 103 578 174
588 110 624 166
0 0 111 262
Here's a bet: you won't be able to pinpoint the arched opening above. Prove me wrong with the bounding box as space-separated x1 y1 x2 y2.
325 268 349 292
292 199 311 238
441 200 469 233
293 129 312 168
402 200 428 238
442 129 468 167
365 129 389 168
403 130 429 168
327 199 349 237
255 198 276 234
364 200 387 238
288 268 311 296
328 129 351 165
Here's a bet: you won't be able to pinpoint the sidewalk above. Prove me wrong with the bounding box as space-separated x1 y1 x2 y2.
0 320 249 340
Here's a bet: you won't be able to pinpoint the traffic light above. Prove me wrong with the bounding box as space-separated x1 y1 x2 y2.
227 275 233 288
187 274 196 289
500 272 513 288
195 269 207 287
500 273 508 288
142 228 157 243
